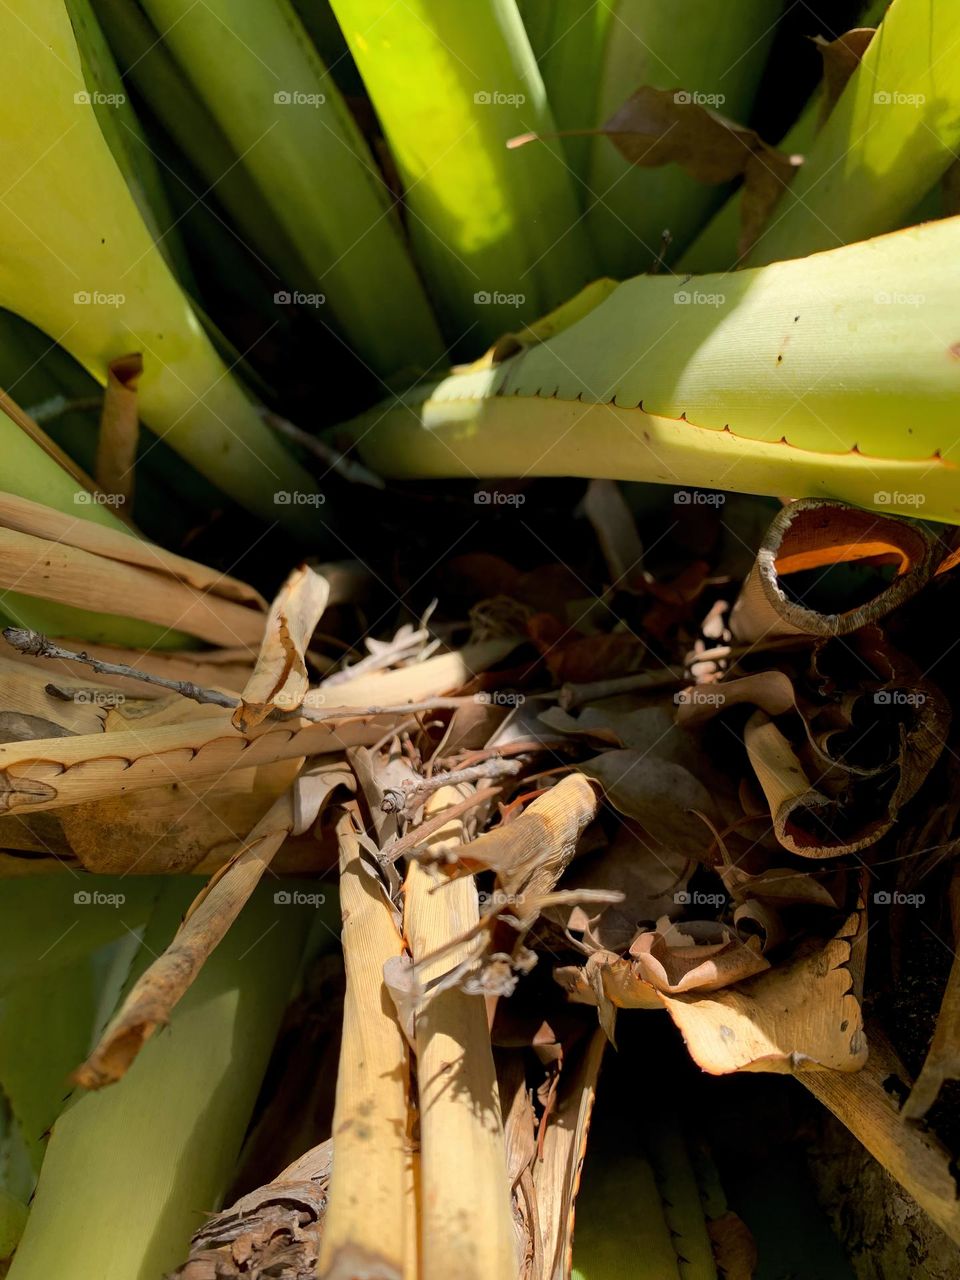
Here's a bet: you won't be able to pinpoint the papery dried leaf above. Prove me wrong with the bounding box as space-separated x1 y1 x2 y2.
0 527 264 649
631 919 770 994
57 762 308 875
901 867 960 1121
585 86 801 259
706 1211 758 1280
660 905 867 1074
309 638 518 708
555 950 663 1026
533 1027 607 1280
815 28 876 122
545 818 693 953
404 789 516 1280
730 499 935 642
578 751 716 859
720 864 841 909
442 553 584 619
0 706 400 814
732 898 788 952
171 1140 332 1278
234 565 330 731
527 614 646 683
675 670 795 727
0 491 265 608
746 632 951 858
439 774 599 925
76 777 313 1087
96 353 141 505
540 704 706 775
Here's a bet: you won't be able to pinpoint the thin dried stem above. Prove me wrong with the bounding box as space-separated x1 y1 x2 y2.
75 785 300 1088
382 757 524 815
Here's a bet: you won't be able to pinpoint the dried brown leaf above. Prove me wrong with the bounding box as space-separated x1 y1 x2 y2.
814 27 876 122
234 565 330 731
95 352 141 505
578 750 716 860
661 903 867 1074
588 86 801 259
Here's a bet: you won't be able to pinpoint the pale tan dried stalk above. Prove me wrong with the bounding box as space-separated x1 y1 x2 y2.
318 810 416 1280
404 787 517 1280
76 784 301 1088
0 490 264 606
803 1025 960 1244
0 527 264 648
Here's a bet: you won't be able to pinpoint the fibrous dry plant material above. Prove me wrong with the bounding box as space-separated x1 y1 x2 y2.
404 788 517 1280
317 810 416 1280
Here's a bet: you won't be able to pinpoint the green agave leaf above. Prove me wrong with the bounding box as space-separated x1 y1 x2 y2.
586 0 780 276
328 0 596 350
349 216 960 523
746 0 960 265
7 881 314 1280
0 0 320 533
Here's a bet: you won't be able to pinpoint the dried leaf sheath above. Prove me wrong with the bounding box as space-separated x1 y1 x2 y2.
234 564 329 731
95 353 141 504
0 527 263 648
76 787 301 1088
0 711 401 814
404 789 517 1280
318 811 416 1280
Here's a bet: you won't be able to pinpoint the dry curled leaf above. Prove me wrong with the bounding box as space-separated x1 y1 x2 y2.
583 86 801 258
578 750 716 860
234 565 330 731
814 27 876 123
630 917 770 995
96 352 142 505
661 902 867 1075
